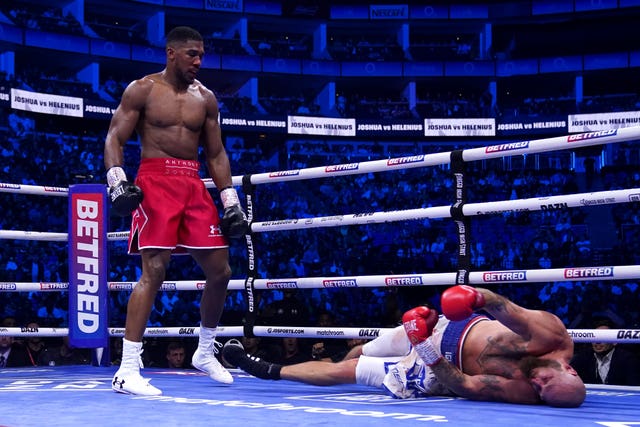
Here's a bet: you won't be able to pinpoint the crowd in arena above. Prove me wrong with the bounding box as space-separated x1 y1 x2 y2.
0 1 639 375
1 99 640 334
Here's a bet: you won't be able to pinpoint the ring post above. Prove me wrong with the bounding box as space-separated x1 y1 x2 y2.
68 184 110 366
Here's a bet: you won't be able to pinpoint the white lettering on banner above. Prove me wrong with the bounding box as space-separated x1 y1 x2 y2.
564 267 614 279
498 123 524 130
384 276 423 286
221 117 286 128
391 123 422 131
357 124 383 131
482 271 527 282
387 155 424 166
269 170 300 177
255 120 286 127
485 141 530 153
325 164 358 173
75 200 100 333
85 105 114 115
323 279 357 288
266 281 298 289
567 129 618 142
532 120 565 129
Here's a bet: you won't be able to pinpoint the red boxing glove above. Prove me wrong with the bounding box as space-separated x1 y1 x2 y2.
441 285 486 321
402 306 438 346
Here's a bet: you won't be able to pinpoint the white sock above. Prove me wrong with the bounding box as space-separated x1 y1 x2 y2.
120 338 143 372
197 326 217 354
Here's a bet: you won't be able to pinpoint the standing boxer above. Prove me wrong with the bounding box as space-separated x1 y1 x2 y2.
223 285 586 407
104 26 247 396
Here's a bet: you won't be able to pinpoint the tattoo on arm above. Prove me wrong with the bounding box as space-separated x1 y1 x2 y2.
488 295 510 314
432 361 467 390
432 361 507 401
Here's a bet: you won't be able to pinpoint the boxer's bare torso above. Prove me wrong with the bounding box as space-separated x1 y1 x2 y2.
458 310 575 403
122 72 214 161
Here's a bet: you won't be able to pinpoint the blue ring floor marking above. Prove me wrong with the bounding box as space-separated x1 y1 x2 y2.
0 366 638 427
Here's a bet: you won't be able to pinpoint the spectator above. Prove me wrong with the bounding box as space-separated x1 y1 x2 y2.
23 321 48 366
39 336 90 366
0 334 30 367
262 290 310 327
0 316 30 367
165 341 187 369
571 318 640 385
310 311 349 362
240 336 271 360
276 337 311 366
37 294 67 327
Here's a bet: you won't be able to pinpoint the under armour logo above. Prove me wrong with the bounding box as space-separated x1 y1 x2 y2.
112 376 125 389
209 225 221 236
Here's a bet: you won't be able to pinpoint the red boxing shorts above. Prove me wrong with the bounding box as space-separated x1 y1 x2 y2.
128 158 228 254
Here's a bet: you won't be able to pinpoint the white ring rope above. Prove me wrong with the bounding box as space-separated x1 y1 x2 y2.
5 186 636 240
2 128 640 346
0 326 637 344
251 188 640 233
2 128 638 194
213 126 640 187
0 183 68 196
2 263 639 293
0 230 68 241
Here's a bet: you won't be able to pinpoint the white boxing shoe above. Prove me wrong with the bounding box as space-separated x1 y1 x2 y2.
112 370 162 396
192 343 233 384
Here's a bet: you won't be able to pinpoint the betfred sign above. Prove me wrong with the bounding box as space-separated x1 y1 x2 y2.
68 185 109 348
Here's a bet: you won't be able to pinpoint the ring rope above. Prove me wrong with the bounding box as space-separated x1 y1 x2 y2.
2 262 638 294
250 188 640 233
1 128 639 196
208 127 640 188
2 128 640 346
0 183 68 196
5 186 637 241
0 230 68 241
0 326 637 344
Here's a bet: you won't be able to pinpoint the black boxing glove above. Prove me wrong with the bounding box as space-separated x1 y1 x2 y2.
219 187 249 238
107 166 143 217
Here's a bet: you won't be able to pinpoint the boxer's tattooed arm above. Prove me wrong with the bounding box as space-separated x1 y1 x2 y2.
475 288 540 340
475 336 527 377
430 358 532 403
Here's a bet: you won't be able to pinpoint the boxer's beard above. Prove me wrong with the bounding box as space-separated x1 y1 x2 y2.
519 356 561 378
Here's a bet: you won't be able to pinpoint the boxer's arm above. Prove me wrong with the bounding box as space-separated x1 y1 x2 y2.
201 87 248 238
200 88 232 190
104 79 148 169
475 288 569 344
429 358 540 404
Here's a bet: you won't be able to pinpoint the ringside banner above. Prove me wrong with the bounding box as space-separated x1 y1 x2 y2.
11 88 83 118
568 110 640 132
68 184 109 349
424 118 496 136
